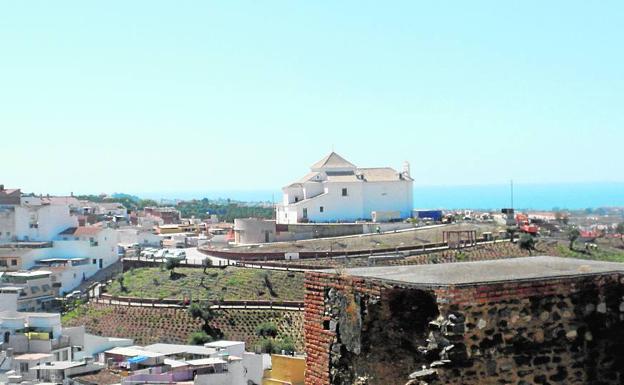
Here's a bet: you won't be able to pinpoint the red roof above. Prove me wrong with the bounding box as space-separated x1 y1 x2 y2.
74 226 104 236
60 226 104 236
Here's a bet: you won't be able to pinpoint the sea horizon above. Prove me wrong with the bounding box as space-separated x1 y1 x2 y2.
131 181 624 211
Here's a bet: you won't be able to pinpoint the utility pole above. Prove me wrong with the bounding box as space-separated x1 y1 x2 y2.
510 179 514 210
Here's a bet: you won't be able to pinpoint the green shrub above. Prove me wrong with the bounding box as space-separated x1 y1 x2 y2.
257 336 296 354
275 336 296 354
257 337 276 353
255 322 278 338
518 234 536 254
189 331 213 345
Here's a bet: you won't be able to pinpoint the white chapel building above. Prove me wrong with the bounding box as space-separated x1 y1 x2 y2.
276 152 413 224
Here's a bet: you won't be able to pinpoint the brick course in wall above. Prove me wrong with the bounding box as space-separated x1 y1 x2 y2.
305 265 624 385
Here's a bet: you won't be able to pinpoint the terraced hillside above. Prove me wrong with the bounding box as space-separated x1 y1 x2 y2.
62 302 304 350
107 266 305 301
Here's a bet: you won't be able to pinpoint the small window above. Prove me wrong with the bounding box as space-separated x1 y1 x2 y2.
11 259 17 266
342 188 348 196
320 206 324 213
93 259 97 265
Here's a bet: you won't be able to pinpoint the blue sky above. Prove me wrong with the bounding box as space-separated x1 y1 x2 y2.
1 1 622 196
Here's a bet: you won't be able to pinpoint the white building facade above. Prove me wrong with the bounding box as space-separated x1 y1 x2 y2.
276 152 413 224
0 197 78 244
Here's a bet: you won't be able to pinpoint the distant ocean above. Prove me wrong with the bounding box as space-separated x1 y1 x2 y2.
135 182 624 211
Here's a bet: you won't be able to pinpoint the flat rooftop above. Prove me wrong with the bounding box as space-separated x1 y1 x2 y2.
3 270 52 278
14 353 53 361
186 357 227 366
341 256 624 287
144 343 216 356
205 340 244 348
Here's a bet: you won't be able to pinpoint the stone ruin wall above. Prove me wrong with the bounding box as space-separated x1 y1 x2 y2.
304 271 624 385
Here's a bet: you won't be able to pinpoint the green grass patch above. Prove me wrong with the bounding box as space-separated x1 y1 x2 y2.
106 266 304 301
62 304 114 324
555 244 624 263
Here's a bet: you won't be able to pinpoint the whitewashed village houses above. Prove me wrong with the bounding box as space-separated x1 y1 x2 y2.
276 152 413 224
0 187 119 302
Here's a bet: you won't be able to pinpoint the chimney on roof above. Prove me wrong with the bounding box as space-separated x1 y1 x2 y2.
0 184 4 191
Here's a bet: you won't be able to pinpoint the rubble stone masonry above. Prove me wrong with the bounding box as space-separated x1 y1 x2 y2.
304 270 624 385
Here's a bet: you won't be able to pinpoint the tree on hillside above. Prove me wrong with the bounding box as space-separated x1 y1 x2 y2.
255 322 278 338
518 234 536 255
188 302 222 340
257 336 296 354
202 258 213 274
567 227 581 250
188 331 213 345
117 275 127 293
175 200 273 222
506 226 518 242
165 258 181 278
617 223 624 246
263 272 277 297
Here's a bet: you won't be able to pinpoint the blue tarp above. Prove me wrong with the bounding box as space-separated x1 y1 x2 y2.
414 210 443 221
127 355 149 364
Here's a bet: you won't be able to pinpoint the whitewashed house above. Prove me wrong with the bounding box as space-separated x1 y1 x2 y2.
0 194 78 244
276 152 413 224
55 226 119 270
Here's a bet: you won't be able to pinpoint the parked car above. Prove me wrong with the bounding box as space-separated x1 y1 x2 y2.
153 249 170 260
167 250 187 261
140 248 158 259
